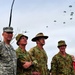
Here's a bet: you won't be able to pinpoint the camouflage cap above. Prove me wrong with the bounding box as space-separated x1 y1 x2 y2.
3 27 13 32
57 40 67 47
16 34 28 45
32 32 48 42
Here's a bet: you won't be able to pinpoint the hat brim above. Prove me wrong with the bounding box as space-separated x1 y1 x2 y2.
32 36 48 42
57 45 67 47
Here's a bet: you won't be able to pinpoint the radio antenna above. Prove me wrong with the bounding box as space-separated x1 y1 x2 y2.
9 0 15 27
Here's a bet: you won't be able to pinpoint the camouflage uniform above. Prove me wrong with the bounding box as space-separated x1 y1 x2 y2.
29 46 49 75
16 47 34 75
0 42 17 75
51 52 74 75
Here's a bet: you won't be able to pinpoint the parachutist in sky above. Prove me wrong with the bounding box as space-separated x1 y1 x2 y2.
46 26 48 28
24 31 27 33
70 12 74 16
63 22 66 24
64 11 66 13
54 20 56 22
69 5 72 8
70 18 73 20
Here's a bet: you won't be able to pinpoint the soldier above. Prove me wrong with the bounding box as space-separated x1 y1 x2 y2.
29 32 49 75
51 40 74 75
16 34 39 75
71 55 75 75
0 27 17 75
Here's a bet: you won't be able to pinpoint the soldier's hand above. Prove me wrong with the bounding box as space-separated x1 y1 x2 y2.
23 61 32 69
32 72 41 75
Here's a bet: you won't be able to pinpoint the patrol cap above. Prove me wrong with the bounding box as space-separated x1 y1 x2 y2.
16 34 28 45
3 27 13 32
32 32 48 42
57 40 67 47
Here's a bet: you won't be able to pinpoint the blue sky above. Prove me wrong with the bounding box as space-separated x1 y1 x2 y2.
0 0 75 69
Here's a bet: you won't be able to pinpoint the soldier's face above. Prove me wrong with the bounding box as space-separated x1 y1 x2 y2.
18 36 27 45
2 32 13 41
58 45 66 52
38 38 45 45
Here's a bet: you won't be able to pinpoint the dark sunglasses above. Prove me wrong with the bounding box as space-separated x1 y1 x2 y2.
6 32 13 34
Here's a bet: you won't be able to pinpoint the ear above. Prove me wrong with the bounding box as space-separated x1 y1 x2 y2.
2 32 4 36
18 41 20 45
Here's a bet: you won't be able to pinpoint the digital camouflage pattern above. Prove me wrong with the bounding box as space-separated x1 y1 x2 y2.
16 47 34 75
29 46 49 75
0 42 17 75
51 52 74 75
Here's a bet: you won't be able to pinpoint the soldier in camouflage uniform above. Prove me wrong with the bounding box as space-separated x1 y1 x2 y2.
29 32 49 75
0 27 17 75
51 40 74 75
16 34 38 75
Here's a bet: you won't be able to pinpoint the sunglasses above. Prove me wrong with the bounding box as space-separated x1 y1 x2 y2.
6 32 13 34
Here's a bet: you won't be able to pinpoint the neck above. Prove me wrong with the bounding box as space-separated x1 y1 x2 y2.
4 40 10 45
19 45 26 51
37 44 43 50
60 51 66 57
